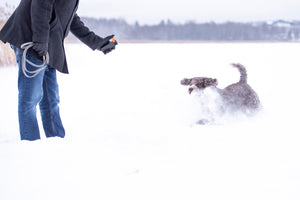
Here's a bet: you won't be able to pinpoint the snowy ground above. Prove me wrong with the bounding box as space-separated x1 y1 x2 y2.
1 42 300 200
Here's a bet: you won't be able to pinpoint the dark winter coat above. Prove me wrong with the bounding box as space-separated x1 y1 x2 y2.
0 0 103 73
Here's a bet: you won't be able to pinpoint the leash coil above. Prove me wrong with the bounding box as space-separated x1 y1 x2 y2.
20 42 49 78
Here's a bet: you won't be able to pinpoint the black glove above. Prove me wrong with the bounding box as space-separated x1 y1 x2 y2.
32 42 48 57
97 35 118 54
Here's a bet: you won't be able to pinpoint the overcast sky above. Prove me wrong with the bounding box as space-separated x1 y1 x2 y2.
3 0 300 24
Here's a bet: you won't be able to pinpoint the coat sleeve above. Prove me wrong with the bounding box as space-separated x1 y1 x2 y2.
70 14 103 50
31 0 55 43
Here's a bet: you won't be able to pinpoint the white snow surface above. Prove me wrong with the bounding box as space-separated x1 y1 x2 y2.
1 43 300 200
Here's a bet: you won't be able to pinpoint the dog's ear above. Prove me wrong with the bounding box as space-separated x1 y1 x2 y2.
188 87 194 94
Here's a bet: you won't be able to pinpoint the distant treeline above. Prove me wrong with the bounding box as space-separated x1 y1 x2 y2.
68 18 300 42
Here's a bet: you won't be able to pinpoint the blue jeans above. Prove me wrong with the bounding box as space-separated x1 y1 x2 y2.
12 45 65 141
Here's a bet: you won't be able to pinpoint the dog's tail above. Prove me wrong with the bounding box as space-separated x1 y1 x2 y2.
231 63 247 83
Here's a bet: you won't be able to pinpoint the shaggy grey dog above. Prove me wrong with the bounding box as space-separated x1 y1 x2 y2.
181 63 261 124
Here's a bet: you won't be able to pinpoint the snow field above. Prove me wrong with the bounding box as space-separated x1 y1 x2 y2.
0 42 300 200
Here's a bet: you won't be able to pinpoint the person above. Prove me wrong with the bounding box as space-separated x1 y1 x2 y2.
0 0 117 141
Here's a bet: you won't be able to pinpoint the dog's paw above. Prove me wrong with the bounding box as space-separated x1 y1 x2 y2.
196 119 210 125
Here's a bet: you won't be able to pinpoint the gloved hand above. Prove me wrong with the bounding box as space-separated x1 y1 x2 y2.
97 35 117 54
32 42 48 57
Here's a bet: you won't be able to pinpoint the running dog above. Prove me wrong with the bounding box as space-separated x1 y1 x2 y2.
181 63 261 124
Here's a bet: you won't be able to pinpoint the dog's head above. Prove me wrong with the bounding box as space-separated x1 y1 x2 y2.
180 78 193 86
181 77 218 94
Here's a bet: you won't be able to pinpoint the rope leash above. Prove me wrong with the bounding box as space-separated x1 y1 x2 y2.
20 42 49 78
